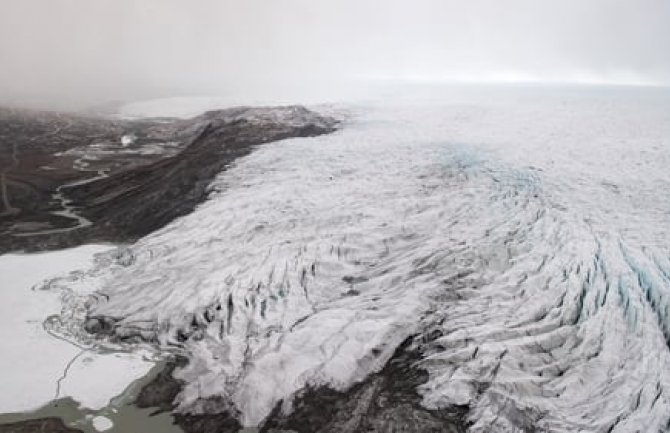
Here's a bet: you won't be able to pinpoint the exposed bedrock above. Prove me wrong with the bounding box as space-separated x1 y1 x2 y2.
130 340 468 433
260 337 468 433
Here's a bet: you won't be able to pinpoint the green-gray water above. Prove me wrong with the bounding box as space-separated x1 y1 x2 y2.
0 361 183 433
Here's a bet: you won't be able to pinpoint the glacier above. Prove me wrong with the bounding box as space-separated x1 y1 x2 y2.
41 85 670 432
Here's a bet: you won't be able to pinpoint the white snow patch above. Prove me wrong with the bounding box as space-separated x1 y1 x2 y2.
91 415 113 431
120 134 136 146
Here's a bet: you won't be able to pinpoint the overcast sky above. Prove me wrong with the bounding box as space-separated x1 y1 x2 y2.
1 0 669 108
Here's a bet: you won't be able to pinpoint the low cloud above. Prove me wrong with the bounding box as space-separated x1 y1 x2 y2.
1 0 668 109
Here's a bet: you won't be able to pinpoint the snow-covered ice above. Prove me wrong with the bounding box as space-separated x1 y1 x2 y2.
57 351 155 410
43 85 670 431
91 415 113 431
0 245 154 413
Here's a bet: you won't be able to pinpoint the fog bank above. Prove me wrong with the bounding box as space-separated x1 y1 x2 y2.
1 0 669 109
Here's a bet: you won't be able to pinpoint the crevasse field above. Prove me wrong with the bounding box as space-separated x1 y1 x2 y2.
38 85 670 431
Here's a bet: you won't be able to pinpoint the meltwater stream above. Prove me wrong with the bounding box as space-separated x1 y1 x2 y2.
44 87 670 432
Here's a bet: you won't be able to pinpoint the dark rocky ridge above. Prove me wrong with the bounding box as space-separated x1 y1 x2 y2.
260 336 468 433
131 338 468 433
0 105 337 254
135 357 188 415
134 356 244 433
0 418 82 433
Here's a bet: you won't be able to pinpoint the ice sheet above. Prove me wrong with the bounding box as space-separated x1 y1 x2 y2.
44 86 670 431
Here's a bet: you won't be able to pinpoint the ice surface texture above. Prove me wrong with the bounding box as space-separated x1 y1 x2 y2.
44 87 670 431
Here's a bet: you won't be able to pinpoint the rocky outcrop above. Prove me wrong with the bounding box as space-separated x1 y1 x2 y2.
129 338 468 433
260 337 468 433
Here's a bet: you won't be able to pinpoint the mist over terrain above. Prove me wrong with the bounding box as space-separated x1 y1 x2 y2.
1 0 669 109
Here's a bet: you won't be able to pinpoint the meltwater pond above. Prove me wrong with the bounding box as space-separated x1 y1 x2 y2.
44 86 670 432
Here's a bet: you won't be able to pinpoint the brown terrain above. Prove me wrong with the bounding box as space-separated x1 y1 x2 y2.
0 105 338 254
